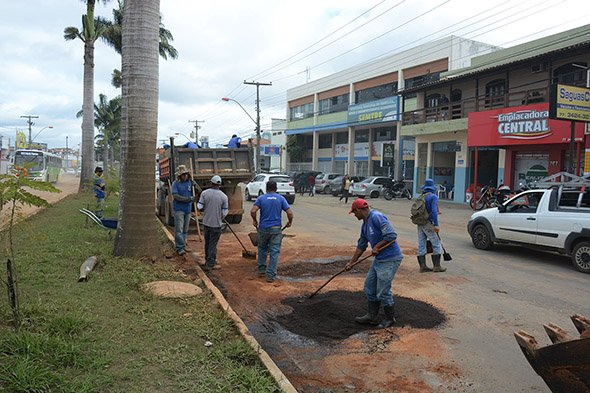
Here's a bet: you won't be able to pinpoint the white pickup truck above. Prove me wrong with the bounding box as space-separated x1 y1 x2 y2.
467 187 590 273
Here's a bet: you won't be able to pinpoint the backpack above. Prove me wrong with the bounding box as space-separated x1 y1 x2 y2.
410 193 430 225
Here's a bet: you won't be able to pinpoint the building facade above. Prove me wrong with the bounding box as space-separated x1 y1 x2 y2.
285 36 500 188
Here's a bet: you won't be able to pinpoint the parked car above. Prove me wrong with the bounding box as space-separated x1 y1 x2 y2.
315 173 342 194
245 173 296 204
349 176 390 198
467 187 590 273
292 171 322 193
329 175 366 196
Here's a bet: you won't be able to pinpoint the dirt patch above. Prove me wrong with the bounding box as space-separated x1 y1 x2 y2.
275 290 446 342
142 280 203 298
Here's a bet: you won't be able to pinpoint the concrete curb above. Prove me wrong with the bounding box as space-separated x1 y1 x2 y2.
160 222 298 393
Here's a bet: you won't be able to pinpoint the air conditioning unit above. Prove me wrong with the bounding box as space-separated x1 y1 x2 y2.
531 62 548 73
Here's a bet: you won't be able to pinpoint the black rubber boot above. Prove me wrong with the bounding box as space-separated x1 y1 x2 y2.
432 254 446 272
378 305 396 328
417 255 432 273
355 301 380 325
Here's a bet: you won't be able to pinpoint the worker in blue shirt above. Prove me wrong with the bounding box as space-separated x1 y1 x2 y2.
93 166 106 218
228 134 242 148
345 198 403 328
172 165 195 255
416 178 445 273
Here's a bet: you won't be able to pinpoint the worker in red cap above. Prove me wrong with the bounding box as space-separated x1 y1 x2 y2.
344 198 403 328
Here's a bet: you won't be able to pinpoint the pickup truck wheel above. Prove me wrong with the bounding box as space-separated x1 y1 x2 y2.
471 224 493 250
571 241 590 273
245 189 252 201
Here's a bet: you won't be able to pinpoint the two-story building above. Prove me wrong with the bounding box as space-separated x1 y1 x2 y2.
401 24 589 201
285 36 500 190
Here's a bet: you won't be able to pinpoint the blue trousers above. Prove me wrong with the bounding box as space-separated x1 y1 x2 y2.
417 223 442 256
364 256 403 307
174 210 191 251
257 226 283 280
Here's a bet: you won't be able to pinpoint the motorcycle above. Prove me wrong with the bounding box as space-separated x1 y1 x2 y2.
383 179 412 200
469 184 501 210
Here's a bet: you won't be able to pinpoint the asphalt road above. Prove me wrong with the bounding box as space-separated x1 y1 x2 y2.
270 191 590 392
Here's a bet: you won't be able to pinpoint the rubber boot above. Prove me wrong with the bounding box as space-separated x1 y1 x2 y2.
355 301 380 325
378 305 396 328
417 255 432 273
432 254 446 272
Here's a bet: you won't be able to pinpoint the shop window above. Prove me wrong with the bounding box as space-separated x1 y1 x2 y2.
318 93 349 115
335 132 348 144
485 79 506 108
318 134 332 148
290 102 314 120
355 130 369 143
553 63 588 86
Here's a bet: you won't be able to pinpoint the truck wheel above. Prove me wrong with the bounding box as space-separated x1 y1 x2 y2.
571 241 590 273
471 224 492 250
245 189 252 201
164 197 174 227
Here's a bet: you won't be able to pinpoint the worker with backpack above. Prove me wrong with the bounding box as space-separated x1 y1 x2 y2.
410 179 446 273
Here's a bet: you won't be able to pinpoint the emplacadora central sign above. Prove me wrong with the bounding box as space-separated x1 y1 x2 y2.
497 109 551 139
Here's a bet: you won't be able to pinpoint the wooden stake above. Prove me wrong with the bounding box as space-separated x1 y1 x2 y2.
188 160 203 242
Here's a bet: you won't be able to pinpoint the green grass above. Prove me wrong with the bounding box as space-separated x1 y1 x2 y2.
0 193 279 393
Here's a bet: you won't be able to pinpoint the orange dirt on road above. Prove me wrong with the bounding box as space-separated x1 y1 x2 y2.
171 222 465 393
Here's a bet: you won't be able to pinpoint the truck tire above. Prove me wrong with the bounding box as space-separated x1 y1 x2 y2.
164 197 174 227
245 189 252 201
157 189 166 216
471 224 493 250
571 241 590 273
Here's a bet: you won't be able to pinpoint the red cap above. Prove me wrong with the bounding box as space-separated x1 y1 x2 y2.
349 198 369 213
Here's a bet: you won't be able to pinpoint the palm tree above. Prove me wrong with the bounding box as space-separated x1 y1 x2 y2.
98 0 178 88
64 0 111 192
113 0 161 257
93 94 121 178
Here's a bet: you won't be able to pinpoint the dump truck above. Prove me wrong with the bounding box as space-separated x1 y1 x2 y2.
157 141 254 226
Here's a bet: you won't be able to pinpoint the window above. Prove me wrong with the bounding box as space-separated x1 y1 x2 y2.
354 130 369 143
289 102 314 120
405 73 441 89
506 191 543 213
374 177 389 185
372 127 395 141
355 82 398 104
485 79 506 108
335 132 348 144
553 63 588 86
319 134 332 148
319 93 349 115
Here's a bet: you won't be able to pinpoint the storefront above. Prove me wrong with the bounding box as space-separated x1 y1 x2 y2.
468 103 585 190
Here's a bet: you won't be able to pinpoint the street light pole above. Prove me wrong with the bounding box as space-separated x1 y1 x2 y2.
244 80 272 172
31 126 54 147
222 96 260 170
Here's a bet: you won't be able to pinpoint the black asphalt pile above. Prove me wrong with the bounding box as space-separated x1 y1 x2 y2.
276 290 446 342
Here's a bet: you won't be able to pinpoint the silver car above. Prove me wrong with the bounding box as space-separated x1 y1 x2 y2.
349 176 390 198
314 173 342 194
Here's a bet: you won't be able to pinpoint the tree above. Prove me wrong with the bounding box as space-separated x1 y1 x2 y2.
64 0 110 192
113 0 161 257
93 94 121 177
98 0 178 88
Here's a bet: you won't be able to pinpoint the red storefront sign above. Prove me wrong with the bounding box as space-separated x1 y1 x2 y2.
468 103 584 147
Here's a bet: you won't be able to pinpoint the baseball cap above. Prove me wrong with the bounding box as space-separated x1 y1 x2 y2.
349 198 369 214
211 175 222 184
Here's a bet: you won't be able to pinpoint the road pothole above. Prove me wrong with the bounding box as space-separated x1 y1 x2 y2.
274 290 446 342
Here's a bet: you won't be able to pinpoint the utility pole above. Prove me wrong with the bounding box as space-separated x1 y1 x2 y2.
188 120 205 145
244 80 272 172
65 136 69 168
20 115 39 148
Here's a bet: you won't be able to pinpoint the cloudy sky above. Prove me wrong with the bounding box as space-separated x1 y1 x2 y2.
0 0 588 150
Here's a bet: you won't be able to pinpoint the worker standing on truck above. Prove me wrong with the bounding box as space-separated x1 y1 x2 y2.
345 199 403 328
228 134 242 148
172 165 195 256
197 175 228 271
250 180 294 283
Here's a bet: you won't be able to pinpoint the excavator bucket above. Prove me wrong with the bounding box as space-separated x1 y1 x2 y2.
514 314 590 393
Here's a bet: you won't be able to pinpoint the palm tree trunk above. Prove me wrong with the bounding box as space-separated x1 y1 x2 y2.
79 38 96 192
113 0 161 257
104 138 109 181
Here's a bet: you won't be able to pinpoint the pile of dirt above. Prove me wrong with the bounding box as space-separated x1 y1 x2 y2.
280 257 369 277
275 290 446 342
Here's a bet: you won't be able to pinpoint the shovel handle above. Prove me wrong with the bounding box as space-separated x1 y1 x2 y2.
308 239 395 299
224 219 250 252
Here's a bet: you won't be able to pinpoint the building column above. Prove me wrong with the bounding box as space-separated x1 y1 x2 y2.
426 141 433 179
395 122 401 179
497 149 506 185
312 131 319 171
368 127 374 176
347 127 354 175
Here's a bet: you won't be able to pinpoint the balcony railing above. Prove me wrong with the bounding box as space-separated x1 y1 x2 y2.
402 87 550 126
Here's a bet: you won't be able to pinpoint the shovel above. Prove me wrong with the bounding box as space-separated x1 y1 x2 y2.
249 224 293 247
437 233 452 261
224 219 257 259
307 240 396 300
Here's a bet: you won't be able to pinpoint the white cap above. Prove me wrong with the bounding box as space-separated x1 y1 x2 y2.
211 175 222 185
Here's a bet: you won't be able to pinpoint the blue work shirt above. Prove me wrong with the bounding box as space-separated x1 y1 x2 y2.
172 179 193 213
254 192 290 229
423 192 439 226
357 210 402 260
228 136 242 148
93 175 105 198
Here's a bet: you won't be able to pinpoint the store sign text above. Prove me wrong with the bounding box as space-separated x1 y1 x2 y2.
497 109 551 140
